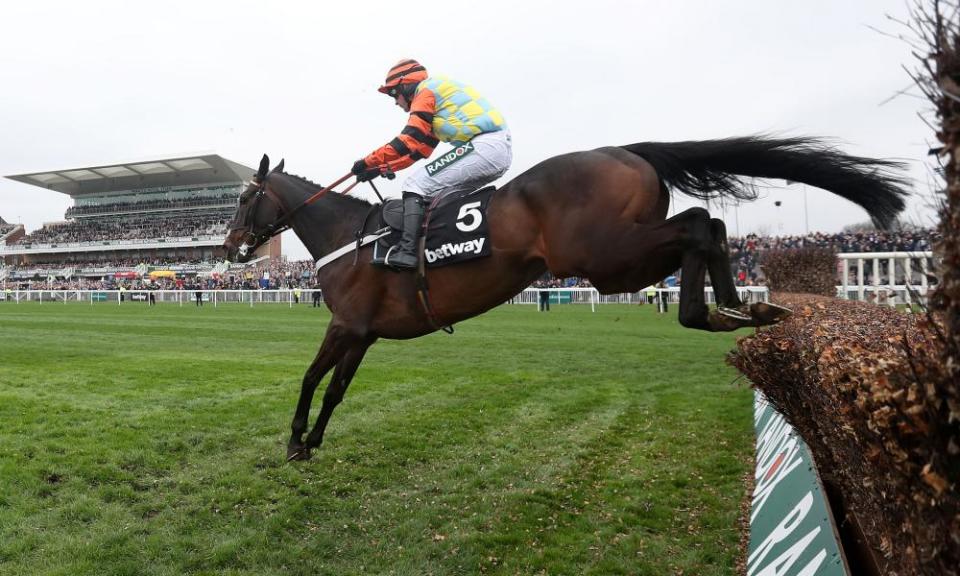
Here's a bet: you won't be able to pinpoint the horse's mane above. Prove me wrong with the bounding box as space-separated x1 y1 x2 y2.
275 171 374 208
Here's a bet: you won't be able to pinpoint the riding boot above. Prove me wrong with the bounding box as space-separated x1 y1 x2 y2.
374 192 424 270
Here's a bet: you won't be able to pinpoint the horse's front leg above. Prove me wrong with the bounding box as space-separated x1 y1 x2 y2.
287 325 352 461
303 336 375 454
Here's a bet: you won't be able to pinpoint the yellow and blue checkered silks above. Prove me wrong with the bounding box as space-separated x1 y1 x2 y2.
417 76 506 144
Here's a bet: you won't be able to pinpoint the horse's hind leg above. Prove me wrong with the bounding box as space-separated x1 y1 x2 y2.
624 208 751 332
587 208 722 330
704 218 742 309
672 208 714 330
707 218 791 326
566 207 749 331
674 210 775 331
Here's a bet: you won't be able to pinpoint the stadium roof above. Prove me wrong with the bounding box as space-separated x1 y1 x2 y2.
6 154 257 197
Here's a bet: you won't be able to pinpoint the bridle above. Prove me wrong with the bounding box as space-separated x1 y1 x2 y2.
232 171 358 258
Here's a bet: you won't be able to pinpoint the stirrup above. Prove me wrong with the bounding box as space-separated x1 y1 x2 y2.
385 247 417 269
371 245 396 268
372 245 417 270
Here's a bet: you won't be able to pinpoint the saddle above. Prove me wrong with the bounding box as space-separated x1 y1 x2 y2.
375 186 494 239
373 186 496 259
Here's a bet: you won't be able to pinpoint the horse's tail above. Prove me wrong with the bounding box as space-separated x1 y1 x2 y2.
621 135 910 229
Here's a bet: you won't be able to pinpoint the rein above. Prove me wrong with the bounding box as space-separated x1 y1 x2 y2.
267 171 354 233
264 161 395 233
238 162 400 256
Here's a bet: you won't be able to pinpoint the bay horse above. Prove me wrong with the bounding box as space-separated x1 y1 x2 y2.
222 136 908 461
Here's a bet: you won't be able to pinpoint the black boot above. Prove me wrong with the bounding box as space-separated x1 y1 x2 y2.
374 192 424 270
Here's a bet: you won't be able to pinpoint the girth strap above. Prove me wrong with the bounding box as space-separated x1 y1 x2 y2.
415 195 454 334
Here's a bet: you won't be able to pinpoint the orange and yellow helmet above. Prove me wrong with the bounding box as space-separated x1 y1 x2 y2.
378 59 428 96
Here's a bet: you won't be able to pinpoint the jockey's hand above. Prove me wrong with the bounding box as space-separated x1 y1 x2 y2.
351 159 369 177
351 159 381 183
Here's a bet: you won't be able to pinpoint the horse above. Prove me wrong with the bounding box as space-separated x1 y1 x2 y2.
222 135 909 461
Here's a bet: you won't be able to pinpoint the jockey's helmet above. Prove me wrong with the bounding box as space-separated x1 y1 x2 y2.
378 59 428 97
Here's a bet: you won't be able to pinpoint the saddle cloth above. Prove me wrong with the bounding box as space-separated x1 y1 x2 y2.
373 186 495 267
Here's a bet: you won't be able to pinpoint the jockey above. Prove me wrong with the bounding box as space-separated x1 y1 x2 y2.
351 59 512 270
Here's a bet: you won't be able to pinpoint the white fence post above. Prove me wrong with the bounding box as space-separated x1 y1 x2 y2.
836 252 935 307
841 261 849 300
860 258 866 301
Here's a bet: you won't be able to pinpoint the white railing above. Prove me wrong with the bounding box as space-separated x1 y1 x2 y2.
837 251 935 306
0 286 770 310
512 286 768 311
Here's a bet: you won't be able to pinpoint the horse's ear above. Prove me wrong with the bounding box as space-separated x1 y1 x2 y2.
273 158 285 173
257 154 270 180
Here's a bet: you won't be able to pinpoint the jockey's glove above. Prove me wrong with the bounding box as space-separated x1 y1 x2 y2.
351 159 380 182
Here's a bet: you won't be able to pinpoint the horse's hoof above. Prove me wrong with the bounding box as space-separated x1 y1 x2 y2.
708 310 752 332
717 306 753 321
750 302 793 325
286 447 311 462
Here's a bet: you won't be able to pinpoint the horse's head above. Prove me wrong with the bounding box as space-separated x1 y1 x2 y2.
223 154 285 262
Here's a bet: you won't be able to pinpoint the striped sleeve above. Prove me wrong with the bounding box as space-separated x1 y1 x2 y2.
364 90 438 170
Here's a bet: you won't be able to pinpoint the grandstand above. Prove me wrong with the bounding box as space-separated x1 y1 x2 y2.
0 216 24 242
1 154 274 283
0 217 25 270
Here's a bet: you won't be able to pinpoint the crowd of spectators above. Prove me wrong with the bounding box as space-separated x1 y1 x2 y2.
5 257 209 273
15 214 231 246
530 276 593 289
66 192 238 218
3 257 318 291
4 227 942 292
728 228 938 285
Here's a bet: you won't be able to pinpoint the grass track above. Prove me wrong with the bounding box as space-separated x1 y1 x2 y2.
0 302 753 575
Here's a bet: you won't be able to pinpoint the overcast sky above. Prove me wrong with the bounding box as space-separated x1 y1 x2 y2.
0 0 940 261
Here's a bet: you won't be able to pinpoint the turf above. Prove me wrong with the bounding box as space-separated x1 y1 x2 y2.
0 301 753 575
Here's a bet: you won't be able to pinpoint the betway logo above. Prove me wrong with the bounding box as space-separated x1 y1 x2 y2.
426 142 474 175
425 238 485 263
